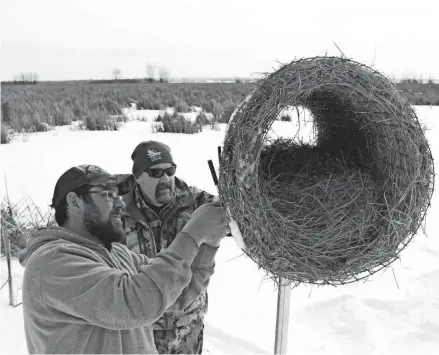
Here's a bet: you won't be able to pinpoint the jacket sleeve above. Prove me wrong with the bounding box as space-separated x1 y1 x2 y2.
134 244 219 312
170 244 219 311
38 243 193 331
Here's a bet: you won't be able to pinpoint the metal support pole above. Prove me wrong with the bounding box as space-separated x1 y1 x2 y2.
274 278 291 354
2 231 14 306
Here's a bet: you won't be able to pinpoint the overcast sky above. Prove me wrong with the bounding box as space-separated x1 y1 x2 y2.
1 0 438 81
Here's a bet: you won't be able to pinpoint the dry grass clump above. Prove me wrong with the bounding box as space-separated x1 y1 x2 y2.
1 195 55 256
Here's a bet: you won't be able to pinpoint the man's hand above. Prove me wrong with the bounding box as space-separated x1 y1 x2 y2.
205 225 232 247
181 200 228 247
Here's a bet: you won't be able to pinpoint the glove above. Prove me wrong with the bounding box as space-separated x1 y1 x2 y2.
181 200 228 247
211 196 232 237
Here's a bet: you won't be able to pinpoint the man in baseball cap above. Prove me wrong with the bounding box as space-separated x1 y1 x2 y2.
50 164 136 248
18 164 229 354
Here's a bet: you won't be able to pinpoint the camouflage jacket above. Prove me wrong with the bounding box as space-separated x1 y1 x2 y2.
121 177 215 352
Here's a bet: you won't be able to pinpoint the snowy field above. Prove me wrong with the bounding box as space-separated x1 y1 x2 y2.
1 106 438 355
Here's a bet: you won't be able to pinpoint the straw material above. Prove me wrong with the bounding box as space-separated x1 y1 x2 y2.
218 56 435 286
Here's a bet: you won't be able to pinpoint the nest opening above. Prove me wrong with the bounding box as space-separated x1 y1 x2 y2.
273 105 318 146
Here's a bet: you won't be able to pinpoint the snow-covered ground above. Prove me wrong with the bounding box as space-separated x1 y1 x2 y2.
1 106 438 354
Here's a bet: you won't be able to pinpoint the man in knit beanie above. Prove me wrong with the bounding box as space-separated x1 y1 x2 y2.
122 140 223 354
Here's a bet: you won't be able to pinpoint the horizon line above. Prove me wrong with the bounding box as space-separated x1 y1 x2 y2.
2 75 438 84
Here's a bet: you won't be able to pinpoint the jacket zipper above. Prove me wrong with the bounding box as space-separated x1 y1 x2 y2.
158 203 180 251
142 196 176 253
140 221 158 257
164 313 169 329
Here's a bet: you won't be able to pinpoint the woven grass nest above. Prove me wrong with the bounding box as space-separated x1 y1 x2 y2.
218 56 435 286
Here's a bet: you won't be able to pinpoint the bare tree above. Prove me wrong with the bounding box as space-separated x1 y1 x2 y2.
17 72 39 84
146 64 156 82
30 72 39 83
112 68 122 80
158 67 169 83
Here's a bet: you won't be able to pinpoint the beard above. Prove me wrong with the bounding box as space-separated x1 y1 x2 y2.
155 181 174 205
83 204 125 250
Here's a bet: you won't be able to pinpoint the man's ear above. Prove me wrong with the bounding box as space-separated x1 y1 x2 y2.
66 192 81 208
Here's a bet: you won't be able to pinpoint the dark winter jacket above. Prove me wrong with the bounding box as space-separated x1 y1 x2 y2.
121 177 216 353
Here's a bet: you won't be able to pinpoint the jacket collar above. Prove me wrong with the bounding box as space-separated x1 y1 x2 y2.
19 226 112 267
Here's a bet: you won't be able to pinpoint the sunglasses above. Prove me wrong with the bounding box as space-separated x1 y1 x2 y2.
145 165 176 178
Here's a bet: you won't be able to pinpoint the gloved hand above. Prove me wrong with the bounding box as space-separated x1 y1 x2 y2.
211 195 233 238
181 200 229 247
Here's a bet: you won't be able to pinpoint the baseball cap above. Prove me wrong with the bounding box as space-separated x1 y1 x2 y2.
51 164 136 208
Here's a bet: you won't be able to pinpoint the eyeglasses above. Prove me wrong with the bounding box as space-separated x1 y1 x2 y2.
145 165 176 178
86 190 120 202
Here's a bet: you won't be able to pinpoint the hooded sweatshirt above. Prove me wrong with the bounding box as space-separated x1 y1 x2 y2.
19 226 217 354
